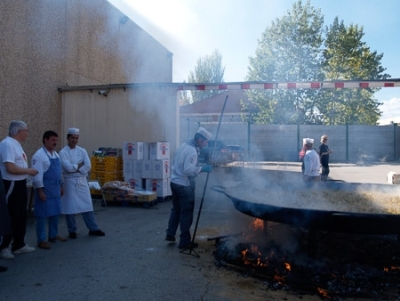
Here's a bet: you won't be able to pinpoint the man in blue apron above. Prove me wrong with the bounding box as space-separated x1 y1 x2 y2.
31 130 66 249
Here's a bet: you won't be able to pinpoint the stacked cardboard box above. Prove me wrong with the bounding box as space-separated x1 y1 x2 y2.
123 141 172 198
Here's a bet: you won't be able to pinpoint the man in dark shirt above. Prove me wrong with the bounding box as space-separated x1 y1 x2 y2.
319 135 332 181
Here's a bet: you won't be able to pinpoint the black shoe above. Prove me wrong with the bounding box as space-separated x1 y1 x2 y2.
0 266 7 272
165 235 176 242
89 229 105 236
178 242 198 249
69 232 77 239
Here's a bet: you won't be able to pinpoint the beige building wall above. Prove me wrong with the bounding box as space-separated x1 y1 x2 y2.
0 0 173 159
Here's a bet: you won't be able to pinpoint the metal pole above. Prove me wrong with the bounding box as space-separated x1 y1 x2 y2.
182 95 229 257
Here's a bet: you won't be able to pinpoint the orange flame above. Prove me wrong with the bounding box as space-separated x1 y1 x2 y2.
384 266 400 272
317 287 330 298
284 262 291 271
250 218 264 230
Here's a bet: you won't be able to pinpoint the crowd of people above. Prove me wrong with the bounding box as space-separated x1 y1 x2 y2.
299 134 333 183
0 120 332 270
0 121 105 272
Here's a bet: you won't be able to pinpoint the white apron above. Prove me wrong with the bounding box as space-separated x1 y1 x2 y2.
61 176 93 214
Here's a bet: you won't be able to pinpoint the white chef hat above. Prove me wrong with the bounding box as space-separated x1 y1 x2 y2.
305 138 314 144
196 127 212 140
67 127 80 135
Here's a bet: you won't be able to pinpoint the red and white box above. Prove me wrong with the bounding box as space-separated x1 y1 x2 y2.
145 178 171 198
149 142 170 160
141 160 152 179
122 141 144 160
125 177 143 190
132 159 143 178
123 159 133 180
143 142 149 160
152 159 170 179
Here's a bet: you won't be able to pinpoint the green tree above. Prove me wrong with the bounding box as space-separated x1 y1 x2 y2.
246 0 324 124
181 49 225 104
245 0 389 125
319 17 389 124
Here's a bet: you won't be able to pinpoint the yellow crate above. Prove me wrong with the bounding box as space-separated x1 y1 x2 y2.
90 172 122 185
94 164 122 172
90 188 103 196
91 156 122 165
103 193 116 202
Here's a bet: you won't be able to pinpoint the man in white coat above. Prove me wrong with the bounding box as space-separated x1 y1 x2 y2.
303 138 321 183
59 128 105 239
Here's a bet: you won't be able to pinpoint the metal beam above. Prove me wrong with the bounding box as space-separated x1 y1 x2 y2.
58 79 400 92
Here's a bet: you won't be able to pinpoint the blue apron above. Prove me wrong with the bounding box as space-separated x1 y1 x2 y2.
34 148 62 217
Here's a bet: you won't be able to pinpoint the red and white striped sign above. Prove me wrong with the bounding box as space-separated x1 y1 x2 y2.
176 80 400 90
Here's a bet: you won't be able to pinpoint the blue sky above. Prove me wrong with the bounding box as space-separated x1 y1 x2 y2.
108 0 400 125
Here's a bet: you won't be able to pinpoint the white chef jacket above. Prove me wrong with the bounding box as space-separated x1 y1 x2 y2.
171 139 202 187
0 136 29 181
31 147 60 188
304 149 321 177
59 145 93 214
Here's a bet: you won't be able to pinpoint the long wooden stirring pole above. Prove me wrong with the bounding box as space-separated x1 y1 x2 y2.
183 94 229 257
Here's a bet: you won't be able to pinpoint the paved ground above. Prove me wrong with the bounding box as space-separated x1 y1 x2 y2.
1 162 400 301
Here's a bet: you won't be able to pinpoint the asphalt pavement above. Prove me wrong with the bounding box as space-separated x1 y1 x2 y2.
1 162 400 301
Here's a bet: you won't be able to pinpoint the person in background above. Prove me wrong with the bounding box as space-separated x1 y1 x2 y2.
59 128 105 239
0 170 11 271
0 120 38 260
303 138 321 183
166 127 213 250
298 138 307 174
31 131 66 250
319 134 332 181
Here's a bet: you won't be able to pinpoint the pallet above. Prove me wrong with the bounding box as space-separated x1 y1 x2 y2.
157 195 172 202
105 199 157 208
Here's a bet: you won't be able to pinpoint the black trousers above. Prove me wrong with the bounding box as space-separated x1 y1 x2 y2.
0 179 28 252
321 164 330 181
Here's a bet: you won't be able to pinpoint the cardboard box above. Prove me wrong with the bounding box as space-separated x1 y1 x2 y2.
152 159 170 179
123 159 133 180
141 160 152 179
149 142 170 160
124 177 143 190
145 178 171 198
143 142 149 160
132 159 143 178
122 141 144 160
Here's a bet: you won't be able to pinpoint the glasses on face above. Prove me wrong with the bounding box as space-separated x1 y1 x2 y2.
323 139 328 141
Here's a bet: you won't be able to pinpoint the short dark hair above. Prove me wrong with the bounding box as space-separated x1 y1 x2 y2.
42 130 58 144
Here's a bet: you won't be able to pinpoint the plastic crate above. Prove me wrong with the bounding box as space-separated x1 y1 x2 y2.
94 164 122 172
90 172 123 185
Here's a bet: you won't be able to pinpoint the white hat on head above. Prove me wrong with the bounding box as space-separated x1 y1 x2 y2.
67 127 80 135
305 138 314 144
302 138 307 145
196 127 212 140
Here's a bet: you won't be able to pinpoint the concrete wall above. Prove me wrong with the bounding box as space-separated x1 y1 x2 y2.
61 87 178 155
0 0 172 159
180 120 400 163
